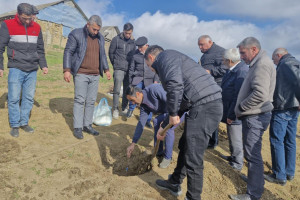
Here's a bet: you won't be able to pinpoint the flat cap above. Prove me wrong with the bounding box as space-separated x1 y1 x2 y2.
135 36 148 46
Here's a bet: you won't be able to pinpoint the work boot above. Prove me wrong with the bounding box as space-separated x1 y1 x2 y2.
229 194 251 200
126 110 133 118
73 128 83 139
10 127 19 138
20 125 34 133
264 173 286 185
83 125 99 136
159 158 171 169
113 109 119 119
155 179 182 196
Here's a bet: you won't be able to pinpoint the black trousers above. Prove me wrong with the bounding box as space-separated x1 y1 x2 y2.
170 99 223 200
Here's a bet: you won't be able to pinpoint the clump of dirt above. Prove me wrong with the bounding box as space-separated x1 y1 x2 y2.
0 136 21 163
113 147 153 176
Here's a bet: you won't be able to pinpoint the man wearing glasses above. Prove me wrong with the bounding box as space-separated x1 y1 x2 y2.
0 3 48 137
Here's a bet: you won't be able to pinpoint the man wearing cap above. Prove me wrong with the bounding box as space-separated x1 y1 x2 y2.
127 36 159 126
63 15 111 139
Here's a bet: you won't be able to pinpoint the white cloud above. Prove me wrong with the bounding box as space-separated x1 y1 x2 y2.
197 0 300 20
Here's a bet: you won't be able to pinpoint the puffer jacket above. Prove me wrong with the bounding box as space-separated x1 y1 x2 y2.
63 25 109 77
152 49 222 117
273 53 300 110
129 49 159 86
0 14 47 71
108 32 135 72
200 43 227 85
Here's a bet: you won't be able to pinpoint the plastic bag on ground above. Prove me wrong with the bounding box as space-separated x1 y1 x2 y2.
93 98 112 126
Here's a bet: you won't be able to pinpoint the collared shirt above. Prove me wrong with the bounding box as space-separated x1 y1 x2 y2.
229 61 241 71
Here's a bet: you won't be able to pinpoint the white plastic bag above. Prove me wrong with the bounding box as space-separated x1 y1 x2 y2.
93 98 112 126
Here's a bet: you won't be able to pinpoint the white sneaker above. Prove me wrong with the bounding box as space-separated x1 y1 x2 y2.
121 108 128 116
113 109 119 119
159 158 171 168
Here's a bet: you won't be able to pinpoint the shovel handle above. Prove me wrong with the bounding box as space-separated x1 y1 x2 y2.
153 124 172 158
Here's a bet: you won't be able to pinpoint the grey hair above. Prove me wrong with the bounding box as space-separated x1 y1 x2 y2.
273 48 288 56
198 35 212 42
237 37 261 50
17 3 33 15
224 48 241 62
88 15 102 27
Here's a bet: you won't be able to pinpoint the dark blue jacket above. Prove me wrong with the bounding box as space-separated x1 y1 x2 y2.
63 25 109 76
152 50 222 119
132 84 167 143
221 61 248 125
273 53 300 110
200 43 227 86
129 50 159 87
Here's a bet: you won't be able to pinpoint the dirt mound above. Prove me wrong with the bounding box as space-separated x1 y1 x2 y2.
0 136 21 163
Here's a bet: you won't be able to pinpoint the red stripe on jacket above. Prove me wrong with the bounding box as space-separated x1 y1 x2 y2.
5 14 40 37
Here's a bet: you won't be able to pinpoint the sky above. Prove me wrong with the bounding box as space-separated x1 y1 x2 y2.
1 0 300 61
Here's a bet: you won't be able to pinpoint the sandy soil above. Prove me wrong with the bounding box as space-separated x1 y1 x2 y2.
0 69 299 200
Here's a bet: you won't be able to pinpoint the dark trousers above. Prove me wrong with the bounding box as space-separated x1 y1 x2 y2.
169 99 223 200
208 128 218 147
242 112 272 200
112 70 129 111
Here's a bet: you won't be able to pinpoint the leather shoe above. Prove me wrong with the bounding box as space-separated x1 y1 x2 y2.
83 125 99 136
156 179 182 196
219 154 233 162
287 175 294 181
229 194 251 200
126 110 133 118
73 128 83 139
264 173 286 185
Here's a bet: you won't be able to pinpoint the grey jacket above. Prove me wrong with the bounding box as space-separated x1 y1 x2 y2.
235 50 276 117
63 25 109 77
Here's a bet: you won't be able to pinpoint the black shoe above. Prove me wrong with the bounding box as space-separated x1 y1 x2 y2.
264 174 286 185
73 128 83 139
146 121 153 128
10 127 19 137
83 125 99 136
287 175 294 181
155 179 182 196
229 162 242 171
126 110 133 118
219 154 233 162
20 125 34 133
207 145 217 149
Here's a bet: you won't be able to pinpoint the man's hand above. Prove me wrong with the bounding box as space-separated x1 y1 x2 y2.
127 143 135 158
105 70 111 80
227 118 233 125
0 69 3 77
42 67 48 75
64 71 71 83
169 115 180 125
156 126 166 141
206 69 210 74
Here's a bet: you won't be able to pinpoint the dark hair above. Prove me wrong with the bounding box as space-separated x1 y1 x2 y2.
144 45 164 60
125 86 142 97
17 3 34 15
123 23 133 31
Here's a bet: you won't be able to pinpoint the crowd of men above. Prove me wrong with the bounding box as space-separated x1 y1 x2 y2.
0 3 300 200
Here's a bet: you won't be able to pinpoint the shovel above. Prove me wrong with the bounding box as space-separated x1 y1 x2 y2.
152 124 172 159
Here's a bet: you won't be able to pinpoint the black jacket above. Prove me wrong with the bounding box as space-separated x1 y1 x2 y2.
200 43 227 85
129 50 159 87
273 54 300 110
63 25 109 76
108 33 135 72
152 50 222 117
221 61 248 125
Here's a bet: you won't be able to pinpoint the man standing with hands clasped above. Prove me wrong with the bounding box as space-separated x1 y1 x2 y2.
63 15 111 139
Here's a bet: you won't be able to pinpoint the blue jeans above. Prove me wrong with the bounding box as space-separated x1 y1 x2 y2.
129 81 152 122
153 113 185 159
8 68 37 127
242 112 272 200
269 109 299 180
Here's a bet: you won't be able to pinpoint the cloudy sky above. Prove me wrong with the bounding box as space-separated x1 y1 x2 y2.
1 0 300 61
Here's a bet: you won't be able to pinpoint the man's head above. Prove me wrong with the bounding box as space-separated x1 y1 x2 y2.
87 15 102 36
223 48 241 69
123 23 133 40
198 35 213 53
237 37 261 65
17 3 34 26
144 45 164 72
135 36 148 54
272 48 288 65
125 86 143 106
